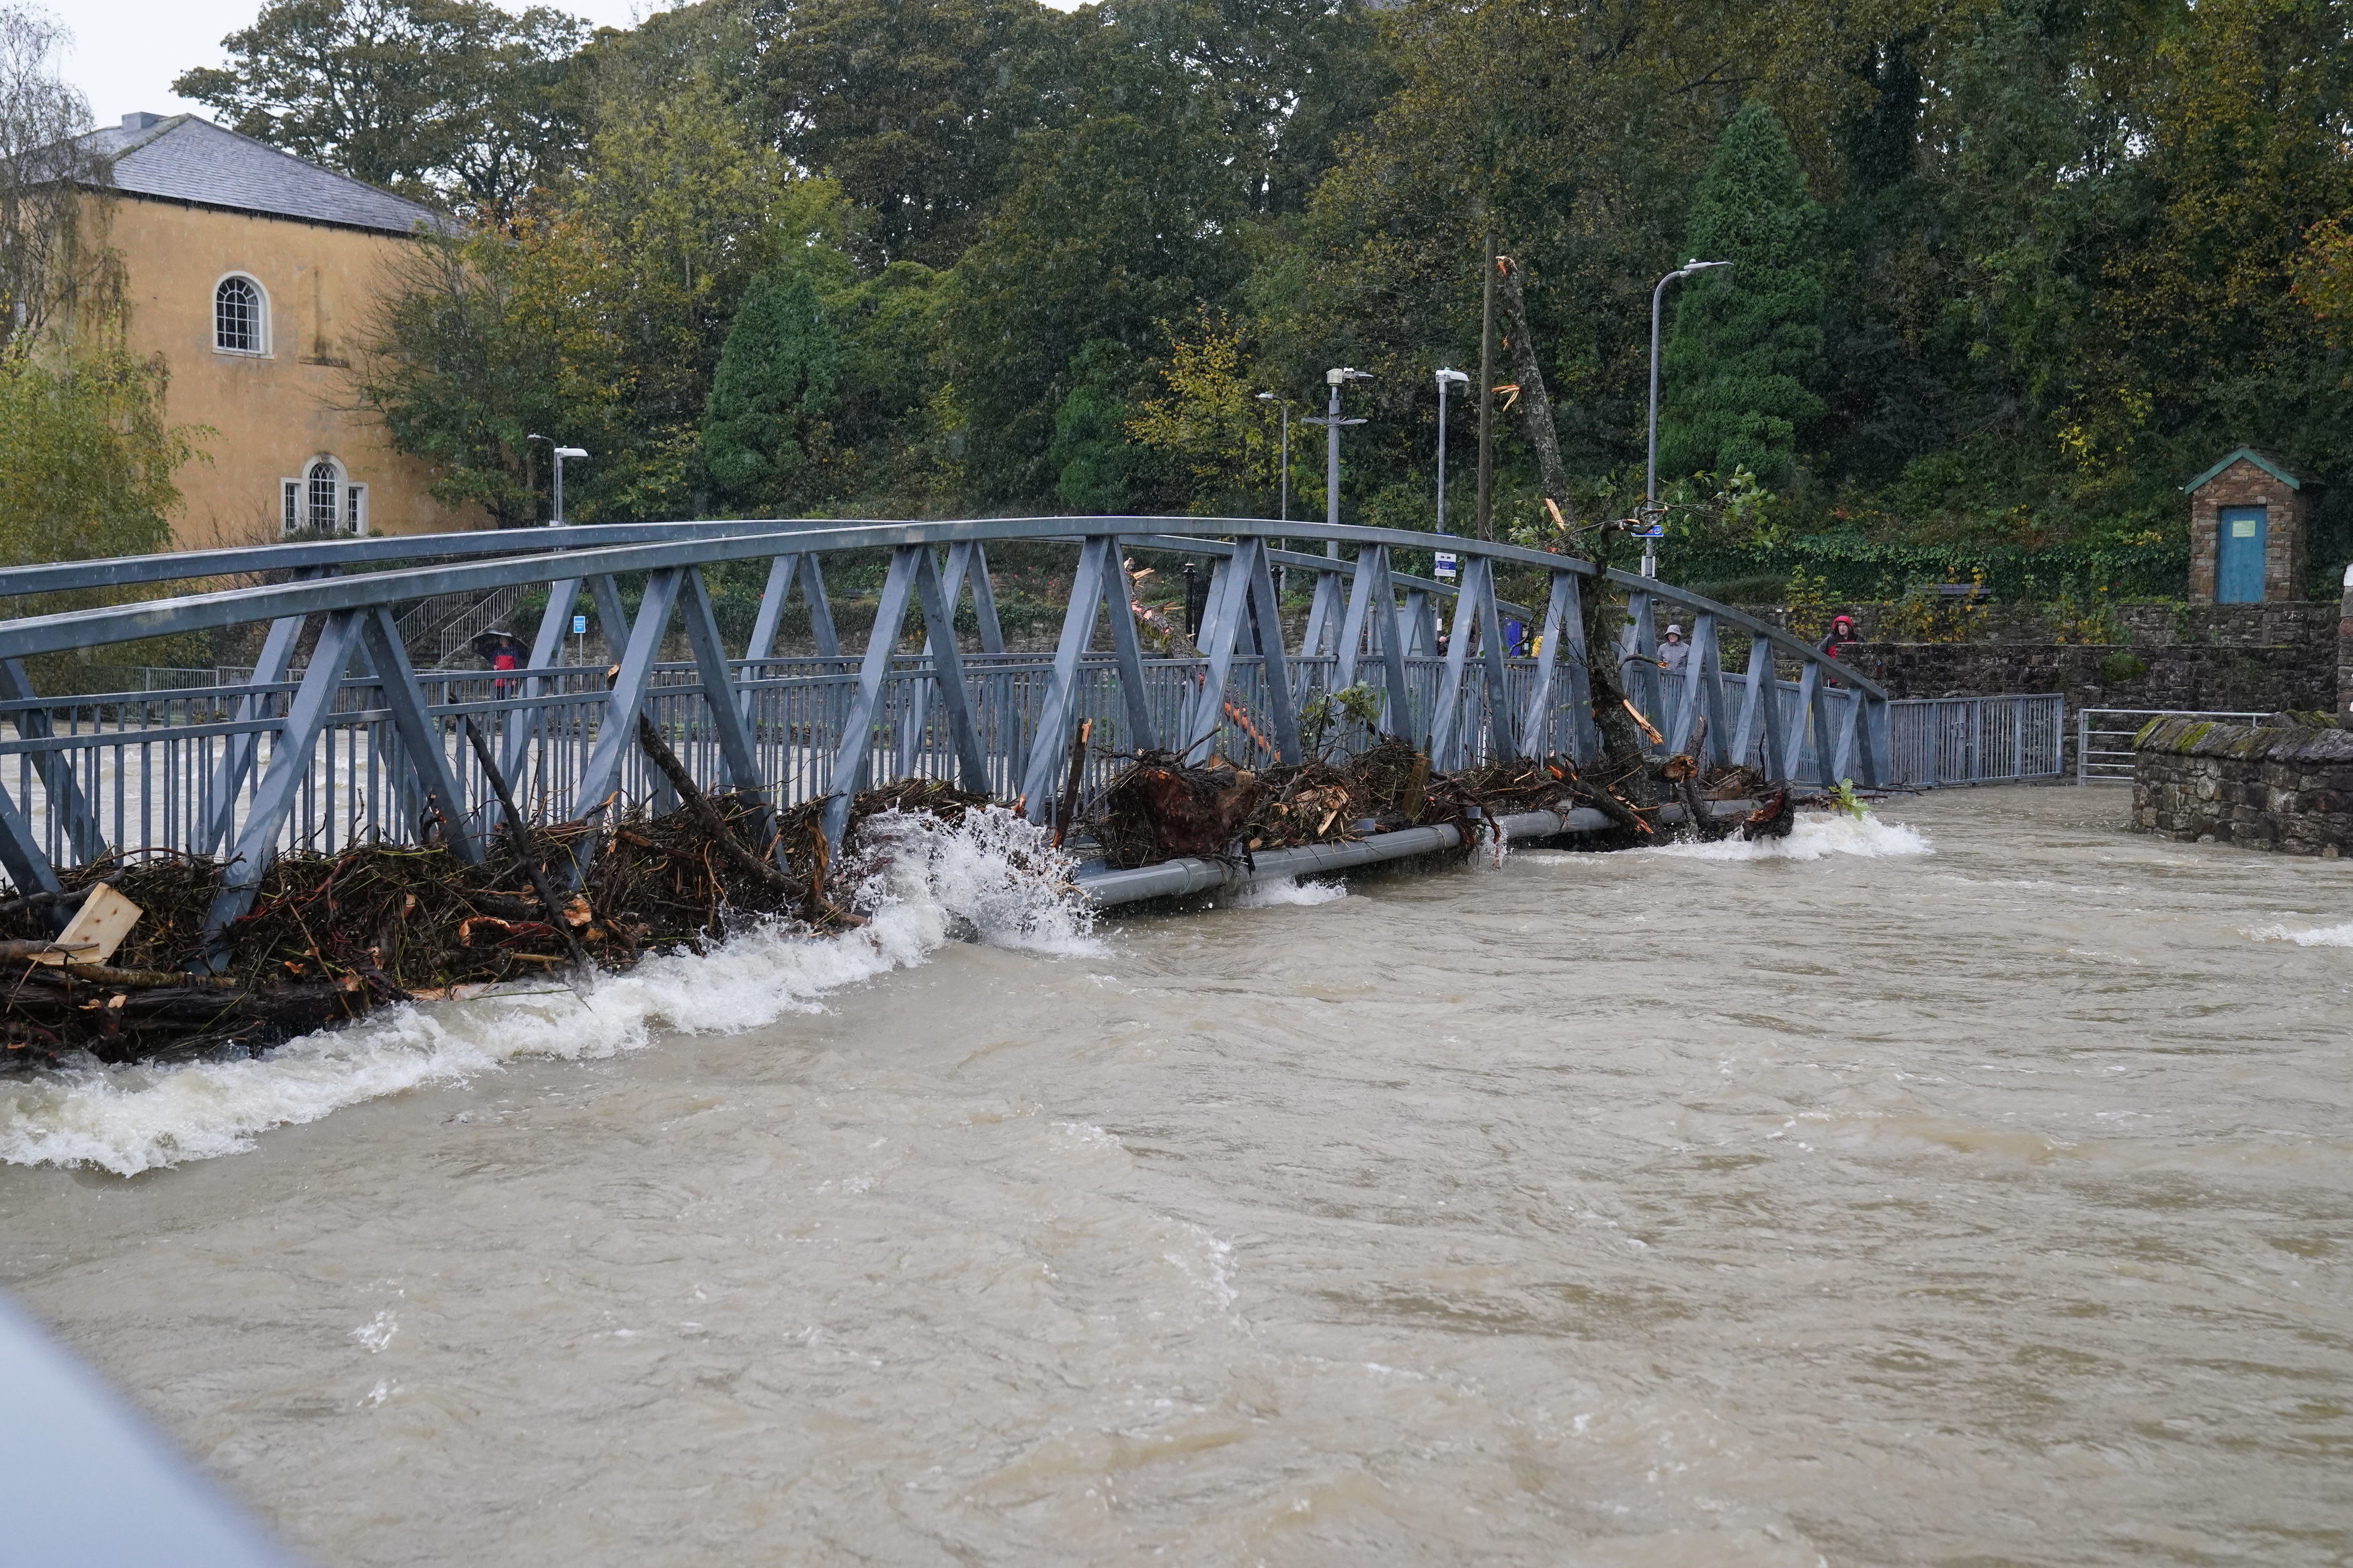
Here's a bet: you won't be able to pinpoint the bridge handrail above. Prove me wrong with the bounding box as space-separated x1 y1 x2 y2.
0 515 1883 700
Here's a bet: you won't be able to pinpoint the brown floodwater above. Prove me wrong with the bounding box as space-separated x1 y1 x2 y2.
0 787 2347 1567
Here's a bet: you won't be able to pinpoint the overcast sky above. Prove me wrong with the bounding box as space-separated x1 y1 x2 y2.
56 0 661 128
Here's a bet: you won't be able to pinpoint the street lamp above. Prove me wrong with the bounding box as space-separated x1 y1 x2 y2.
1303 368 1370 559
1433 369 1470 532
1257 390 1292 595
1643 258 1732 577
1254 390 1289 523
551 446 588 526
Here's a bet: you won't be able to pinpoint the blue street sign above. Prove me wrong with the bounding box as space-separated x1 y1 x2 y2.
1434 550 1458 579
1632 524 1665 538
571 614 588 634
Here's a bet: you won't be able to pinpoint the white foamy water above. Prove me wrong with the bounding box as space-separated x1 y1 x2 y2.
2244 917 2353 946
0 807 1096 1177
1644 807 1935 861
1232 875 1349 907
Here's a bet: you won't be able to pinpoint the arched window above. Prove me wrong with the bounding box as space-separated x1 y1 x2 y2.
306 459 340 531
281 458 366 536
214 274 264 354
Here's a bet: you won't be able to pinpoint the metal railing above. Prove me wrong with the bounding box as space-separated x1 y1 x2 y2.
2077 707 2270 784
1886 694 2067 787
0 516 1899 950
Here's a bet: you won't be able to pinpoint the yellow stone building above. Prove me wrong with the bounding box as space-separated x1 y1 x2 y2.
71 112 486 547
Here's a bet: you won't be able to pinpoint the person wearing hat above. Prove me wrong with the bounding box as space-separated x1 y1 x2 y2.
1657 623 1690 673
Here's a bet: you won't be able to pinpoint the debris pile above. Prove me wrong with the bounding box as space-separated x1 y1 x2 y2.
1088 733 1773 870
0 770 982 1069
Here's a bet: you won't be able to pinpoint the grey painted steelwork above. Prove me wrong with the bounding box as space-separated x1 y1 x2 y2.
0 516 1915 934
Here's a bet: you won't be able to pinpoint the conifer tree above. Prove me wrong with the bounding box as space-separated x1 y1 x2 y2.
1659 100 1827 490
701 255 848 507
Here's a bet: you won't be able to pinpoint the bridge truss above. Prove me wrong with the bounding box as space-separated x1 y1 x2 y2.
0 517 1899 932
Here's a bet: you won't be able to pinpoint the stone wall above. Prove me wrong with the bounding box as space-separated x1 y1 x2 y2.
2132 716 2353 855
1731 600 2336 649
1840 641 2335 715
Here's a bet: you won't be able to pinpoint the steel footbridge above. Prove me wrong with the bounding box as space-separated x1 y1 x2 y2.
0 518 2059 923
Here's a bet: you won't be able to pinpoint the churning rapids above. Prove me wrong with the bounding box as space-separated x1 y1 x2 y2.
1 787 2347 1566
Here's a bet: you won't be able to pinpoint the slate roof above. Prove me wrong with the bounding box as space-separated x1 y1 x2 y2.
69 113 454 237
2182 446 2326 493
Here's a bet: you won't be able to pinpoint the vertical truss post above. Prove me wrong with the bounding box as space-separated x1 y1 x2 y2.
358 606 484 863
1103 543 1158 753
0 774 58 900
1784 659 1827 788
1858 690 1892 787
202 604 312 855
1828 687 1862 784
679 567 762 792
1623 591 1662 748
1518 570 1578 757
588 575 631 663
1300 568 1341 659
1559 574 1599 764
826 547 923 842
1732 636 1784 778
799 554 842 657
1334 548 1375 690
900 544 1001 778
1019 538 1111 818
910 545 990 794
200 610 368 962
1335 546 1413 741
743 555 800 671
1367 549 1415 745
571 567 685 824
1242 539 1301 765
1431 555 1517 769
1402 589 1437 656
1470 561 1519 766
0 659 102 866
1669 612 1729 764
502 577 582 786
1180 542 1254 764
945 540 1007 653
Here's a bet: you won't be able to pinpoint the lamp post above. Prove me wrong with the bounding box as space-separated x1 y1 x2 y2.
1303 368 1369 558
1256 390 1292 594
550 446 588 526
1643 258 1732 577
1434 368 1470 534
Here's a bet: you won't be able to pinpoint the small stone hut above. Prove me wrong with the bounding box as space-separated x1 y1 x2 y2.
2184 448 2321 604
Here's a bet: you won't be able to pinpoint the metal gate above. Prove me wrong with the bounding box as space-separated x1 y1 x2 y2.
2077 708 2269 784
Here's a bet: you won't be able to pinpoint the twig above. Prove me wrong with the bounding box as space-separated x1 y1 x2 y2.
463 717 590 969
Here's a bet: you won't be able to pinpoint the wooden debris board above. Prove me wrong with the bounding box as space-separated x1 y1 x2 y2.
35 885 143 966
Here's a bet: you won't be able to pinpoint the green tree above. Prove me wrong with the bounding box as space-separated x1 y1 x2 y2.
746 0 1080 269
945 112 1243 502
1659 101 1828 489
1048 338 1159 512
174 0 585 221
0 349 200 567
701 250 851 507
353 217 621 527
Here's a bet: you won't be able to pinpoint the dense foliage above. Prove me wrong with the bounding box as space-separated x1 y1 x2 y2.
180 0 2353 595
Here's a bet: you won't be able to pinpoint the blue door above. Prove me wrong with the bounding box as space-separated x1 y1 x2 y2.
2217 505 2268 603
